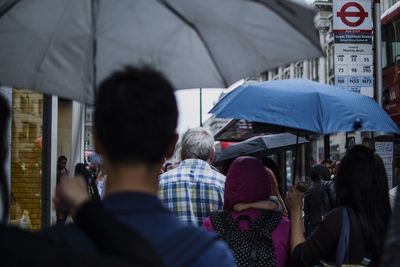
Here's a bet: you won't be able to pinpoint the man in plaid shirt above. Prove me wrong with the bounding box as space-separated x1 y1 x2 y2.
159 127 225 226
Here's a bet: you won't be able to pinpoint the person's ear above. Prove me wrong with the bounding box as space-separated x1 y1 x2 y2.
165 133 179 159
209 149 216 163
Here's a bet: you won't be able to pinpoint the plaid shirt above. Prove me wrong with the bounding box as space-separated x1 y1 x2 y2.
159 159 225 226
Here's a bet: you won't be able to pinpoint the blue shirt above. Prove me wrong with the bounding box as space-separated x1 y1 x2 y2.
159 159 225 226
102 192 235 267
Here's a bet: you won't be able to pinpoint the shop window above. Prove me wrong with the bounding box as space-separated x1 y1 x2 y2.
311 59 319 82
10 89 43 231
271 68 280 80
383 25 388 69
391 18 400 65
283 66 290 80
294 62 304 78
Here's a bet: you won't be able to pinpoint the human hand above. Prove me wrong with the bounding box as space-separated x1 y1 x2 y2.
285 186 304 215
233 203 251 212
54 176 90 216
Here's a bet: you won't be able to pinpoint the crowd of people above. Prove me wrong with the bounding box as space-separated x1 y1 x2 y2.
0 66 399 266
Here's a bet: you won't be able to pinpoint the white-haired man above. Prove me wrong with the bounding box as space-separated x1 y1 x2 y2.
159 127 225 226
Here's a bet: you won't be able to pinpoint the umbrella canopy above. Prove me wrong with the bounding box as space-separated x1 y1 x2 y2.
214 133 309 165
210 79 400 135
0 0 322 103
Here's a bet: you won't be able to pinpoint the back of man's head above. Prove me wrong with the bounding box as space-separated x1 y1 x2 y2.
94 67 178 165
181 127 214 161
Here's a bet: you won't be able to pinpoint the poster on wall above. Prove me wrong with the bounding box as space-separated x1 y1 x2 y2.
333 0 374 97
375 141 394 188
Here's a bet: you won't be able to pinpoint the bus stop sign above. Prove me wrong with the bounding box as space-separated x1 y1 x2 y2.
337 2 368 27
333 0 374 98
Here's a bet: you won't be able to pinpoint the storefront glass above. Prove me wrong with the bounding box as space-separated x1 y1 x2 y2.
9 89 43 231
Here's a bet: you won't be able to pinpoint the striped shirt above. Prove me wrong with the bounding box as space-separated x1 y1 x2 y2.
159 159 225 226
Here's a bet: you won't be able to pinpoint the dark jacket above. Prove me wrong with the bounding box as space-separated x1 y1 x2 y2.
304 178 336 237
0 201 163 267
292 207 374 267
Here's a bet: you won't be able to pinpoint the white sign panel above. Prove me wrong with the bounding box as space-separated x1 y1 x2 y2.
333 0 373 97
375 141 394 188
333 0 373 31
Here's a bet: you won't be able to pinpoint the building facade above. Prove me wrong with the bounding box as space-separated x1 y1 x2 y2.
382 0 400 12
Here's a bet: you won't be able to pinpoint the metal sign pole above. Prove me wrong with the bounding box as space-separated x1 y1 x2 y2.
374 0 383 106
200 88 203 127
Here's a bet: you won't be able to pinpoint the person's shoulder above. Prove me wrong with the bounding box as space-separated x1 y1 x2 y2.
203 239 236 266
164 225 235 267
191 229 235 267
322 207 345 225
206 167 226 181
159 167 181 182
210 170 226 183
279 215 290 226
39 224 97 252
326 206 343 216
212 169 226 179
271 215 290 238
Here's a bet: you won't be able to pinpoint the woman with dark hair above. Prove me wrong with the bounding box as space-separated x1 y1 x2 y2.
261 157 282 189
287 145 391 266
261 157 287 215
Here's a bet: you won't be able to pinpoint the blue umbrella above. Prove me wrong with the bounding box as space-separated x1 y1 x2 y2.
209 79 400 134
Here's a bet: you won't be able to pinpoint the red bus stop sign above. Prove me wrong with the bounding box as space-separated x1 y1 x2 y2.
337 2 369 27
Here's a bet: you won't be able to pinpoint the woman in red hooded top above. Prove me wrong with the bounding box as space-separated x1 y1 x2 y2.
203 156 290 267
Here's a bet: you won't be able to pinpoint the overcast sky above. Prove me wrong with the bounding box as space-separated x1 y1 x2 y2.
175 88 225 136
175 79 245 137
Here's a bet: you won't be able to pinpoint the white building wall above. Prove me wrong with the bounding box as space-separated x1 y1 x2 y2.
382 0 400 13
303 61 310 79
57 100 85 173
70 101 85 169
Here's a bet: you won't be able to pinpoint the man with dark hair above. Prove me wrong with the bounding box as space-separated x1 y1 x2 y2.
45 67 234 267
57 156 69 181
321 158 338 178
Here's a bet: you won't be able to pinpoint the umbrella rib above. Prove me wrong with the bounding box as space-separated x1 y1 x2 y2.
157 0 228 88
250 0 322 54
91 0 99 102
316 89 324 134
0 0 21 18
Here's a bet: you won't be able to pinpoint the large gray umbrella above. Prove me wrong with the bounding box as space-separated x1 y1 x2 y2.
0 0 322 103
